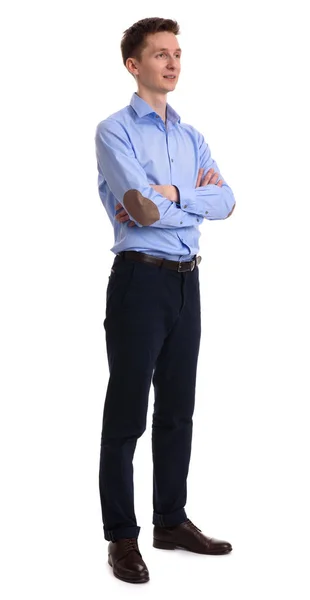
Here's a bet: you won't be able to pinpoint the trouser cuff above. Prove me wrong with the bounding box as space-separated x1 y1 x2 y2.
104 525 140 541
152 508 187 528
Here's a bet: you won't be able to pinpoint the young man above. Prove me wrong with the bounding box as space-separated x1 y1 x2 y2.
94 17 235 584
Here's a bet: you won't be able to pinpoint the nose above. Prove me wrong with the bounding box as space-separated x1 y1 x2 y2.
167 55 179 68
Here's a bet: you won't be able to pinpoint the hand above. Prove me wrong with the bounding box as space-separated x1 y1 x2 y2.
196 168 223 188
115 202 136 227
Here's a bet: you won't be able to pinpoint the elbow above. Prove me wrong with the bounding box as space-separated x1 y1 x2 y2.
225 201 236 219
123 189 160 226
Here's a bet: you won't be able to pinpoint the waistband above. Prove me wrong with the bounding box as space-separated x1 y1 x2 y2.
116 251 202 272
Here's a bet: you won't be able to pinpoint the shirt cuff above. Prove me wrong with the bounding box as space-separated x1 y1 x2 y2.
178 187 203 215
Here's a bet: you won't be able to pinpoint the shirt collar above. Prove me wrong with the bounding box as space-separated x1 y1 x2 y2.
130 92 181 125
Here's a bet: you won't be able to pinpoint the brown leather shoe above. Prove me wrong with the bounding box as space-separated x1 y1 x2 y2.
153 519 232 555
108 538 150 583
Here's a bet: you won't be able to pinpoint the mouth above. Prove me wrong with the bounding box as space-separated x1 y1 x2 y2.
163 75 177 80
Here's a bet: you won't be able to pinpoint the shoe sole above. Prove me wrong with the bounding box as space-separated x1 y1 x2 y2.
108 556 150 583
153 538 232 555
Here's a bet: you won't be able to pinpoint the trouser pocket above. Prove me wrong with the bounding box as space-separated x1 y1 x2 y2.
104 261 136 324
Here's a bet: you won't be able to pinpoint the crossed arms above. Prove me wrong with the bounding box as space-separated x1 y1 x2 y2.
95 118 236 229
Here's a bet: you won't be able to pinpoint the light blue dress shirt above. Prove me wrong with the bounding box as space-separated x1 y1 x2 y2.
95 92 235 261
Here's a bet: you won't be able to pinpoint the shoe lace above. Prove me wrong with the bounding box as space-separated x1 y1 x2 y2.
185 519 202 533
124 538 140 555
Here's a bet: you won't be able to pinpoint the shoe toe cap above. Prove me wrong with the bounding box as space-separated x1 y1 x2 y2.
212 538 232 551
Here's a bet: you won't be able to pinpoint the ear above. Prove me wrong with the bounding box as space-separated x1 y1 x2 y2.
126 58 139 77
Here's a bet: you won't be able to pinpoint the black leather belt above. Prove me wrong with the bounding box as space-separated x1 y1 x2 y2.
116 251 202 272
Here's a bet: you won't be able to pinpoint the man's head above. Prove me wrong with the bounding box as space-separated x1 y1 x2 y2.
121 18 181 95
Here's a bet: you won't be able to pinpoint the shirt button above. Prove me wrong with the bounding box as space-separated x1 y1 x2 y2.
171 158 174 162
184 204 187 208
205 210 208 214
180 221 183 224
196 218 199 222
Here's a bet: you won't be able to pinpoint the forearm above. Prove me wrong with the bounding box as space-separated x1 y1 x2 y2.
153 182 235 221
122 188 203 229
177 183 236 220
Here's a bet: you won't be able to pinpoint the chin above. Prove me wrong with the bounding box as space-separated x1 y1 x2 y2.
163 80 177 88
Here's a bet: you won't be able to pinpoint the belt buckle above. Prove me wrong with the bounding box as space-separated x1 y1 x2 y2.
178 258 196 272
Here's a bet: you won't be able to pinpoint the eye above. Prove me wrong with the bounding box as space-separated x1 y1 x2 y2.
157 53 181 58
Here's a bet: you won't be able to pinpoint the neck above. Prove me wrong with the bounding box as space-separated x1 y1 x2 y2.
135 88 167 123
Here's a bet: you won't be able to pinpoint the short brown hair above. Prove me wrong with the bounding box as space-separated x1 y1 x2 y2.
120 17 180 67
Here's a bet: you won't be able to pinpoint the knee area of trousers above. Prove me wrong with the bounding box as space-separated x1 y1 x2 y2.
101 427 146 446
152 414 193 428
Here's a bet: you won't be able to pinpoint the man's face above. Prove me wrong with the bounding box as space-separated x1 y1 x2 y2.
130 31 181 93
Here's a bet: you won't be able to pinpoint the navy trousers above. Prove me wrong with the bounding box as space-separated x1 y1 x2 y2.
99 253 201 541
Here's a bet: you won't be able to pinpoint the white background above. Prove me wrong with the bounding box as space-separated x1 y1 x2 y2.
1 0 310 597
